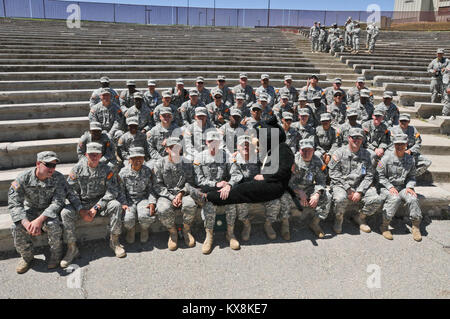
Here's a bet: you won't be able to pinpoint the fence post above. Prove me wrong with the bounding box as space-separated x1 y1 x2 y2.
2 0 6 17
42 0 45 19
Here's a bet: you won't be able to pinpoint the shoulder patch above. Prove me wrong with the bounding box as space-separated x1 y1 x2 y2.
193 162 200 166
321 164 327 171
377 161 384 169
11 181 20 191
107 172 114 180
415 133 420 138
385 129 389 135
106 142 110 147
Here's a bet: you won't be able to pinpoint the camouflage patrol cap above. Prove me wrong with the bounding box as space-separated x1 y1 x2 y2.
237 135 252 145
280 92 290 99
309 74 319 80
334 78 342 84
347 108 359 117
236 92 245 100
399 113 411 121
393 133 408 144
356 76 366 83
437 48 445 54
89 121 102 131
320 112 332 122
383 91 393 99
100 76 110 83
195 107 208 116
261 74 270 80
298 95 307 102
99 88 111 95
333 90 343 96
298 108 310 116
299 139 314 150
284 75 293 81
373 106 385 116
165 137 181 147
129 147 145 158
160 108 173 116
360 89 371 98
282 112 294 120
133 91 143 99
348 127 364 138
37 151 60 163
212 88 223 97
126 117 139 125
196 76 205 83
162 90 172 98
258 93 268 102
217 75 226 81
176 78 184 85
189 89 199 96
126 80 136 86
239 73 248 79
86 142 103 154
206 130 221 141
147 79 156 86
251 104 262 111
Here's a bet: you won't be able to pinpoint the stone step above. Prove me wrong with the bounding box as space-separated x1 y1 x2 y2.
345 59 432 68
414 102 444 118
408 118 441 135
429 116 450 135
0 101 89 120
420 134 450 154
422 155 450 183
362 69 430 80
353 64 427 73
373 76 431 87
0 117 88 142
397 91 431 107
383 82 429 94
0 138 79 170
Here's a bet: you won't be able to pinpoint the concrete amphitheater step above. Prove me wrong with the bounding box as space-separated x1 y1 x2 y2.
0 102 89 120
397 91 432 107
419 155 450 184
414 102 445 118
383 83 430 94
373 76 432 87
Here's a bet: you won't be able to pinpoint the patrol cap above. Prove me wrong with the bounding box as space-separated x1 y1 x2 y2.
86 142 103 154
312 94 322 100
165 137 181 147
89 121 102 131
282 112 294 120
360 89 371 98
239 73 248 79
298 108 310 116
230 108 242 117
237 135 252 145
189 89 199 96
347 108 359 117
251 104 262 111
160 108 173 116
176 78 184 85
258 93 268 102
133 91 143 99
357 76 366 83
333 90 343 96
217 75 226 81
261 74 270 80
373 106 385 116
399 113 411 121
284 75 293 81
393 133 408 144
309 74 319 80
162 90 172 98
195 107 208 116
126 80 136 86
348 127 364 138
126 117 139 125
100 76 110 83
383 91 393 99
99 88 111 96
37 151 60 163
236 92 245 100
206 130 221 141
299 139 314 150
212 88 223 97
334 78 342 84
320 112 332 122
437 48 445 54
147 79 156 86
196 76 205 83
280 92 290 99
129 147 145 158
298 95 307 102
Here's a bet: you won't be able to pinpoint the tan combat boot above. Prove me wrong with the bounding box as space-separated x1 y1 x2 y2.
353 212 371 233
110 234 126 258
60 242 79 268
333 214 344 234
16 256 33 274
125 226 135 244
241 219 251 241
281 218 290 241
140 227 149 243
182 224 196 248
309 216 325 238
264 220 276 240
48 251 61 270
411 220 422 242
202 229 214 254
168 227 178 251
226 225 240 250
380 217 393 240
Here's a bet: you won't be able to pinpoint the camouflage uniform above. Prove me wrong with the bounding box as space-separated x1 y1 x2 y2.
427 55 449 103
153 103 181 127
143 90 162 111
276 86 299 105
124 104 154 133
310 24 320 52
232 84 256 108
255 85 276 108
337 121 362 146
117 131 150 162
8 167 65 262
62 160 122 243
179 100 208 127
362 120 391 159
146 123 182 168
328 102 348 127
215 85 234 108
90 87 120 108
350 100 374 123
77 131 116 167
197 88 213 106
324 87 348 105
376 101 399 129
119 89 138 113
347 86 374 105
219 122 248 154
183 120 216 161
89 102 126 140
206 100 231 128
291 121 315 141
314 125 339 160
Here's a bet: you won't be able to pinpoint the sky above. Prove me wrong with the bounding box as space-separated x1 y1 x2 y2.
61 0 396 11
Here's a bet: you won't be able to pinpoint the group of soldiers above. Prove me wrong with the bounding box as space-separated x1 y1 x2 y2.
427 48 450 112
9 71 432 275
309 17 379 55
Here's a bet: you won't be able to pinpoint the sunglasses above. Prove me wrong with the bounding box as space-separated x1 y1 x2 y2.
42 162 57 168
350 136 363 140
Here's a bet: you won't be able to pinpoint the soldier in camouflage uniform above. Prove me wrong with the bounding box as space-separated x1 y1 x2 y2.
124 91 154 134
170 78 190 109
427 48 449 103
309 22 320 53
389 113 432 177
143 79 162 112
324 78 347 105
153 90 182 127
179 89 209 127
195 76 213 106
119 80 138 114
117 117 150 164
243 104 263 129
311 94 328 126
351 22 361 54
443 65 450 114
328 90 348 127
192 131 240 254
207 88 231 128
232 73 256 108
276 75 299 105
77 121 116 169
60 143 125 268
300 75 323 104
377 133 423 241
281 112 301 154
368 23 380 54
345 17 354 48
337 107 362 146
362 106 391 162
296 95 316 127
280 139 331 238
154 137 198 251
314 113 339 167
89 88 126 142
215 75 234 108
232 92 251 119
376 91 399 129
318 26 328 52
146 108 182 170
183 107 216 162
89 76 120 108
347 77 374 105
219 108 248 155
331 35 345 55
8 151 65 273
328 128 385 235
118 147 157 244
273 92 294 124
350 89 374 124
291 108 316 141
255 74 276 108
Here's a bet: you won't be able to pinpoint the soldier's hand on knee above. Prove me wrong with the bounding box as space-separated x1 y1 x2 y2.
122 205 129 212
309 193 320 208
351 191 362 202
389 187 399 196
406 188 417 197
